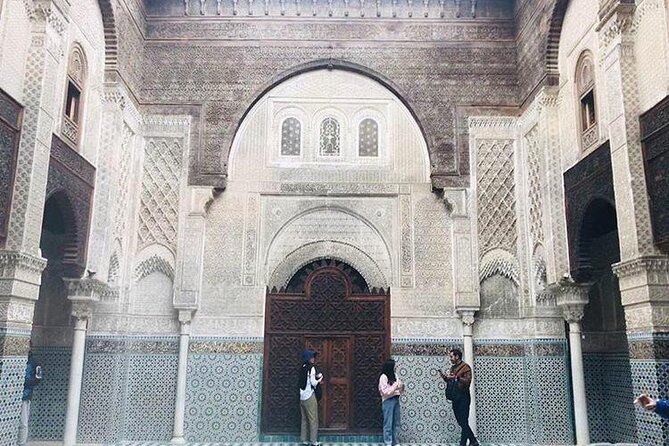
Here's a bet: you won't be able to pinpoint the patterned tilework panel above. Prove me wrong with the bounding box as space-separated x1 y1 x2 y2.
124 354 178 441
394 356 461 443
524 355 573 444
184 353 262 442
29 348 71 440
630 360 669 446
79 353 128 443
0 357 25 446
583 353 637 444
473 356 528 443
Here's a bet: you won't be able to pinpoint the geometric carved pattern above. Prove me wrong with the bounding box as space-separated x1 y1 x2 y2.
525 127 544 245
134 254 175 282
263 265 389 433
112 125 135 244
477 139 517 256
0 88 22 244
640 95 669 252
138 139 182 251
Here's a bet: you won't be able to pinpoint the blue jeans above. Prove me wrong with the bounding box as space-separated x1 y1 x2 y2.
382 396 400 446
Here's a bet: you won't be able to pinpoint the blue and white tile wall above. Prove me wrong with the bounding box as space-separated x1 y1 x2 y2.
184 337 263 442
78 336 178 443
26 335 580 444
29 347 71 441
0 329 30 446
583 353 637 443
629 333 669 446
474 339 572 445
394 354 461 443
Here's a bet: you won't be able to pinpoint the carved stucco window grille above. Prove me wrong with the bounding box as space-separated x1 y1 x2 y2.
576 51 598 151
319 117 340 156
280 117 301 156
358 118 379 157
62 44 87 149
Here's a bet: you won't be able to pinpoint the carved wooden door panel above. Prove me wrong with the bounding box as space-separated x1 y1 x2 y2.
305 337 351 430
262 261 390 434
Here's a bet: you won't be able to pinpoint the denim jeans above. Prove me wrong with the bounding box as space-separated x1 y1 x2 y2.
382 396 400 446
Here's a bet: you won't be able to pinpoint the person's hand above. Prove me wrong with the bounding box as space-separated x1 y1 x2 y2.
635 394 657 411
316 373 323 382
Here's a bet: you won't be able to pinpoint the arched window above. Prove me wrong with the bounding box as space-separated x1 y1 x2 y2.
280 117 301 156
62 44 87 148
358 118 379 157
576 51 598 150
319 117 340 157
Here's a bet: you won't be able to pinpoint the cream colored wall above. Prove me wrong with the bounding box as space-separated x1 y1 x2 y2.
557 0 608 171
634 0 669 113
0 0 31 101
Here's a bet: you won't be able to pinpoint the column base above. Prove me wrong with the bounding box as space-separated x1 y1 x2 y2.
171 436 187 444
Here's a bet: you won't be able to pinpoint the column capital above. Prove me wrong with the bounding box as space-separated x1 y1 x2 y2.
456 308 477 327
547 276 592 323
65 278 110 320
178 309 195 324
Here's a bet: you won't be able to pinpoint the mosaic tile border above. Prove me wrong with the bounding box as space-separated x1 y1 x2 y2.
86 336 179 354
0 332 30 356
189 339 264 354
391 338 461 356
628 333 669 360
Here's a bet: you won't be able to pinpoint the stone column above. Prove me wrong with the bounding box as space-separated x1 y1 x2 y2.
172 309 194 444
62 278 106 446
457 309 477 434
550 278 591 446
171 188 210 442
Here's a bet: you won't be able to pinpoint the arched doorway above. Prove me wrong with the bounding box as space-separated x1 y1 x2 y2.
261 259 390 434
577 199 637 443
29 192 79 440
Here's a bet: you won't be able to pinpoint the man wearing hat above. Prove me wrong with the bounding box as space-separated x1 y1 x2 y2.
299 350 323 446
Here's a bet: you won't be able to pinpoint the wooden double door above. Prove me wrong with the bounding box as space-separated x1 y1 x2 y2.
261 261 390 434
305 336 351 430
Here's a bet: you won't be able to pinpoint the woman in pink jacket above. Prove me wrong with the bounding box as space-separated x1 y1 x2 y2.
378 359 405 446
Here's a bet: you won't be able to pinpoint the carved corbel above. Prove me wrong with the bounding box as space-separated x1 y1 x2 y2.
438 188 468 218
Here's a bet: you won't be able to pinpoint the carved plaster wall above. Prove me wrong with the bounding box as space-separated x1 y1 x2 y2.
197 70 458 338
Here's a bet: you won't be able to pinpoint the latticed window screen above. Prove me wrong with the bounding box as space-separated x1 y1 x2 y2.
319 117 340 156
280 117 301 156
358 118 378 157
